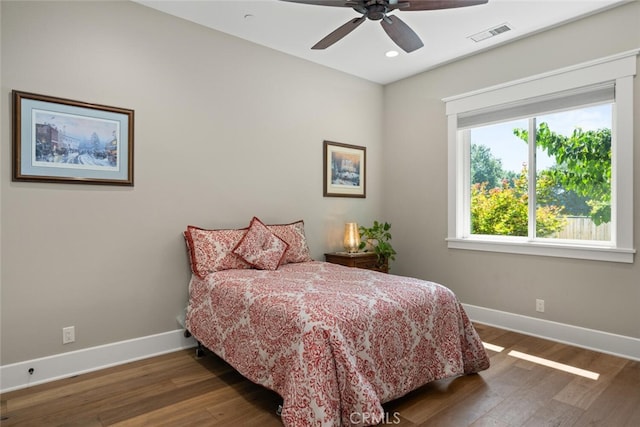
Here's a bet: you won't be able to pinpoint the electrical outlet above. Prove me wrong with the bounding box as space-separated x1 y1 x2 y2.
62 326 75 344
536 299 545 313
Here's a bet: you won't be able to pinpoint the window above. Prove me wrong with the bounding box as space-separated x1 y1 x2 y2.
444 50 638 263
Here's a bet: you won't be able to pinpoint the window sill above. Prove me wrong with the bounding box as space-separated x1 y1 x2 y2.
446 238 635 263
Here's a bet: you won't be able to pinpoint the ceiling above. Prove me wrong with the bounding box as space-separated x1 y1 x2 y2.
134 0 627 85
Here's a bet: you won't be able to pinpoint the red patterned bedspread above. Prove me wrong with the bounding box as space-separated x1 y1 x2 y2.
186 261 489 426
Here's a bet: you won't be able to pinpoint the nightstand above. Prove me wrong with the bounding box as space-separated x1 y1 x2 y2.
324 252 388 273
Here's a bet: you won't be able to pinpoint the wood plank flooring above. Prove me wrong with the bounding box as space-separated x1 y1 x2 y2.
1 324 638 426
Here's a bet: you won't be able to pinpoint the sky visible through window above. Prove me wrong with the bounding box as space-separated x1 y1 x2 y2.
470 104 612 173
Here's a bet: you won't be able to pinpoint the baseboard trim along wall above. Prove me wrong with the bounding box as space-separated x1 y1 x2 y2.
0 329 196 393
463 304 640 362
2 306 639 393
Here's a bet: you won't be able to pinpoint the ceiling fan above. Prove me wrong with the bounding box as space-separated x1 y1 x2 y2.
280 0 488 53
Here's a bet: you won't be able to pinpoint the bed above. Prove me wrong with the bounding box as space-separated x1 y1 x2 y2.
183 218 490 426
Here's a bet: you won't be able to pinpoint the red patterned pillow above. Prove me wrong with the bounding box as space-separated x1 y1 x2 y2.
233 217 289 270
184 226 251 278
267 220 313 264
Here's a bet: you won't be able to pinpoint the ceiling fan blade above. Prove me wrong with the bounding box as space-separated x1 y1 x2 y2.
279 0 357 7
387 0 410 11
380 15 424 53
312 16 366 49
397 0 488 11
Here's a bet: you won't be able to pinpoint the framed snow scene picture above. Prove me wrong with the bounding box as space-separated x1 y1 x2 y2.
12 91 134 186
323 140 366 198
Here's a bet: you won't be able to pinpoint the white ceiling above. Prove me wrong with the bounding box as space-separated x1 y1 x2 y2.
134 0 627 85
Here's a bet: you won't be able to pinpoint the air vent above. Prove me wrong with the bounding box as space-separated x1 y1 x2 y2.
468 23 512 42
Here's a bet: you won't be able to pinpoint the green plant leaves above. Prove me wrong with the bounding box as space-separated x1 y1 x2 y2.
358 221 397 263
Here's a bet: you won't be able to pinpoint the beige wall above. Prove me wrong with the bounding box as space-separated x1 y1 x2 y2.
0 1 384 364
2 0 639 369
383 2 640 339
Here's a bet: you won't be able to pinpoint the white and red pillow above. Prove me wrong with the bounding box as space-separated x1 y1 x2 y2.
267 220 313 265
184 218 312 277
233 217 289 270
184 226 251 279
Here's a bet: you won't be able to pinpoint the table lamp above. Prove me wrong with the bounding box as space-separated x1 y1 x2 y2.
343 222 360 253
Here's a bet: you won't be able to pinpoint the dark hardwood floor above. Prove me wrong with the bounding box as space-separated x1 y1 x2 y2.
1 324 638 426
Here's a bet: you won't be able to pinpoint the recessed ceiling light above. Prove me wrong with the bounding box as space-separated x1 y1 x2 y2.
385 50 399 58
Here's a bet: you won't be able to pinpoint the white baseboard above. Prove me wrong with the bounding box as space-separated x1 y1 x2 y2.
463 303 640 362
2 307 638 394
0 329 196 393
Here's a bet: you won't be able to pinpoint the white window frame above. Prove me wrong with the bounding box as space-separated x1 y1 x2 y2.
443 49 639 263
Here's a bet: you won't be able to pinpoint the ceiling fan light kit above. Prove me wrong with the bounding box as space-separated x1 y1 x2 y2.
281 0 489 53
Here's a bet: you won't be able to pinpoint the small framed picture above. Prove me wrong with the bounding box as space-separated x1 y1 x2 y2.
12 90 134 186
323 140 366 198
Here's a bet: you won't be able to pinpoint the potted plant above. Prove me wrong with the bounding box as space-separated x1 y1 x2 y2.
358 221 397 273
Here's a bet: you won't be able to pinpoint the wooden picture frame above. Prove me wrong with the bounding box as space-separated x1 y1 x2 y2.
12 90 134 186
323 140 366 198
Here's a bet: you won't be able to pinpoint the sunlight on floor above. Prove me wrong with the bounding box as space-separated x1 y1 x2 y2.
482 342 600 380
482 342 505 353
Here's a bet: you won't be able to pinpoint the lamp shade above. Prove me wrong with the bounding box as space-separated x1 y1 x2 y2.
343 223 360 253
